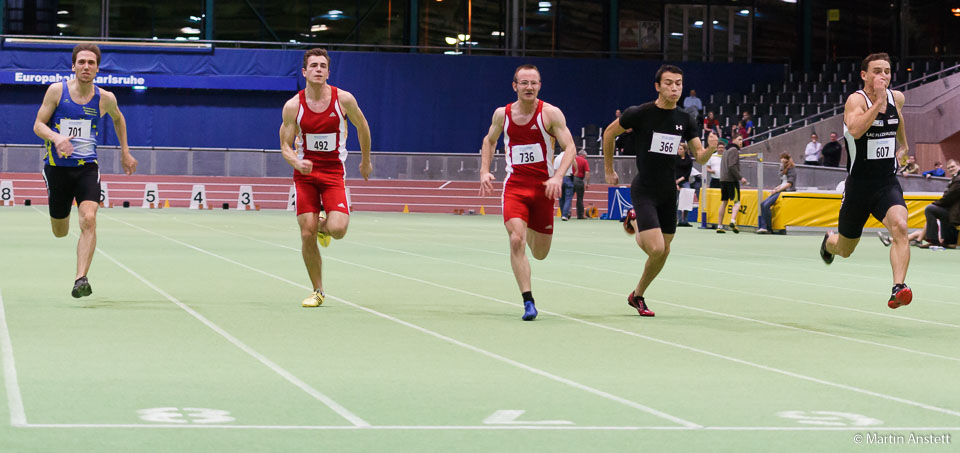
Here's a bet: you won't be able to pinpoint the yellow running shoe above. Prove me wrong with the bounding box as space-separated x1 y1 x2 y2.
302 290 325 308
316 211 331 248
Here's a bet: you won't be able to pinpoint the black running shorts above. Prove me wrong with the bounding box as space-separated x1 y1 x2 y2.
630 175 678 235
42 164 101 219
837 176 906 239
720 180 740 202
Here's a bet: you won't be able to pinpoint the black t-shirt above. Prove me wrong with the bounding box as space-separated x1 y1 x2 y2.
619 102 699 189
822 141 842 167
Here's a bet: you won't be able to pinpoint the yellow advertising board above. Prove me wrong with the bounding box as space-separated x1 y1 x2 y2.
700 189 938 229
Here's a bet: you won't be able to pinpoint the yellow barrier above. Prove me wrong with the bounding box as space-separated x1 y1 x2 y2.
700 189 939 229
699 188 762 227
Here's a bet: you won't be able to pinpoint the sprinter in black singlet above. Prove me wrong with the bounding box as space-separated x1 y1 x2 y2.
602 65 718 317
820 53 912 309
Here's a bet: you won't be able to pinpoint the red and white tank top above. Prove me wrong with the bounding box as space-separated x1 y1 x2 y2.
503 100 555 183
297 85 348 173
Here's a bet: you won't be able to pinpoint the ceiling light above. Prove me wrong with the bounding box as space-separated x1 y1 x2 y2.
180 27 201 34
538 1 551 7
56 23 68 28
694 20 704 26
310 24 328 32
491 31 503 36
444 36 458 45
57 10 69 15
457 34 470 41
740 9 750 15
671 32 683 37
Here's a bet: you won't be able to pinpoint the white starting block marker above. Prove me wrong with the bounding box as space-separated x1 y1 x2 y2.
0 180 14 206
141 183 159 208
100 182 110 207
190 184 207 209
237 185 254 210
287 186 297 211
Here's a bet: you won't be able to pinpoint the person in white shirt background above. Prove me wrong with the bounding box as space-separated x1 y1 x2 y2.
803 133 823 165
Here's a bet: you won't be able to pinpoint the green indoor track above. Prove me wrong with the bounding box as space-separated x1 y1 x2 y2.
0 206 957 452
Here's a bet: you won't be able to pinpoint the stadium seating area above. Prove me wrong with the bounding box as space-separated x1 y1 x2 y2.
703 57 960 143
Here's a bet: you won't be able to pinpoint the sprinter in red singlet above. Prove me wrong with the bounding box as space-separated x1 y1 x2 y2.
279 48 373 308
479 64 577 321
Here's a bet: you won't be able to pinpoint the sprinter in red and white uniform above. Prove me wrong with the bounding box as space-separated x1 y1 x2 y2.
279 48 372 308
479 64 577 321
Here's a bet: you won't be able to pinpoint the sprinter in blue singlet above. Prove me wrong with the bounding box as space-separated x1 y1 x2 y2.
32 43 138 298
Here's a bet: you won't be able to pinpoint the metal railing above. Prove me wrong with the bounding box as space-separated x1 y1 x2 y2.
745 62 960 144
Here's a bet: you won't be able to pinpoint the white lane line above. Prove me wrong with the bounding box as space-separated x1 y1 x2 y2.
325 259 960 419
92 246 370 427
552 248 960 327
197 232 960 421
17 423 960 431
108 215 701 429
347 242 960 363
373 223 960 294
159 217 960 421
438 181 452 189
0 289 27 427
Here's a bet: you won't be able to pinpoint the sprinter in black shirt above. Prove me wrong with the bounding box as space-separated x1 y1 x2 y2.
602 65 718 317
820 53 913 309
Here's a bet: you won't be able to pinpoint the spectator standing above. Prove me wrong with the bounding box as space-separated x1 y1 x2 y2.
554 152 575 220
717 136 748 233
675 142 694 226
803 133 822 165
757 152 797 234
573 150 591 219
821 132 843 167
703 111 721 138
741 112 754 145
705 141 725 188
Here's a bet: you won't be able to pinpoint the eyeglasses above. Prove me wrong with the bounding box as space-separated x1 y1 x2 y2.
516 81 540 87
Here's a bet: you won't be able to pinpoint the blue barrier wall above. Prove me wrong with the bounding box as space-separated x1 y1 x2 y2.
0 46 784 152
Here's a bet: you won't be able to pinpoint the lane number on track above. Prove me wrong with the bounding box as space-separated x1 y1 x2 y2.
137 407 235 424
777 410 882 427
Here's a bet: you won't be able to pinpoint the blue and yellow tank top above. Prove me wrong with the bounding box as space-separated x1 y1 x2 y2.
44 80 100 167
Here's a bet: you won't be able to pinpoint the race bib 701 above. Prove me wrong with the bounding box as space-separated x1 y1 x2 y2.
306 133 336 152
510 143 544 165
866 137 895 160
59 119 91 139
648 132 681 155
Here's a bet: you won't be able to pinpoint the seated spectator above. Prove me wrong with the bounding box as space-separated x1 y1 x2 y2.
821 132 843 167
757 152 797 234
923 161 946 178
682 89 703 118
703 111 721 138
705 141 725 188
803 133 822 165
900 155 920 175
879 158 958 247
920 159 959 247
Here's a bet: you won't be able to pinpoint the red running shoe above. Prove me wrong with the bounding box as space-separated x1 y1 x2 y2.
622 209 637 236
627 291 655 317
888 284 912 309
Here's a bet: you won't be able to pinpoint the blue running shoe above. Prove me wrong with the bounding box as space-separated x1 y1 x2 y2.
522 300 538 321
